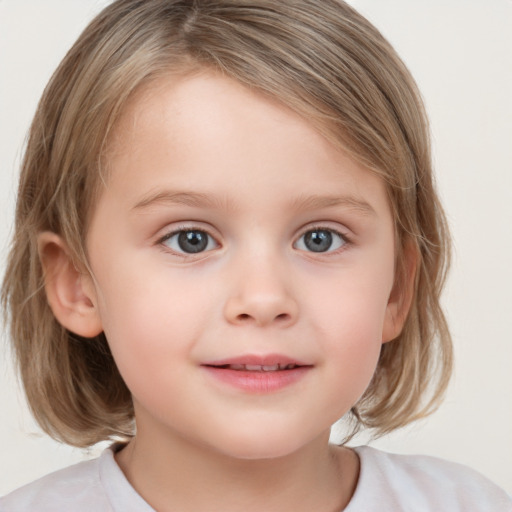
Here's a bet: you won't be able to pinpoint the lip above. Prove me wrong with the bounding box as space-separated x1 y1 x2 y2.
203 353 309 368
201 353 312 393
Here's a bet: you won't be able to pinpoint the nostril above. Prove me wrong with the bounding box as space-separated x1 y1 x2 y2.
235 312 290 323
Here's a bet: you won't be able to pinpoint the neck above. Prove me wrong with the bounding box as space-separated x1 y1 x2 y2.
115 427 359 512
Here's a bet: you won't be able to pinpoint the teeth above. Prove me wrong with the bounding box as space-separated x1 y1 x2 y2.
227 363 297 371
245 364 263 371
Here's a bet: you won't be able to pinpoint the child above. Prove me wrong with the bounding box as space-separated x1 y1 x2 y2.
1 0 510 510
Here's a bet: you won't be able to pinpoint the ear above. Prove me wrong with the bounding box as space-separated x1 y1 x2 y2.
38 232 103 338
382 240 418 343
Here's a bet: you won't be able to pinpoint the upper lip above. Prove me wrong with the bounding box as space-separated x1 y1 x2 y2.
202 354 311 369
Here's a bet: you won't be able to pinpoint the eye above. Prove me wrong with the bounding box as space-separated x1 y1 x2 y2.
161 229 218 254
294 228 347 253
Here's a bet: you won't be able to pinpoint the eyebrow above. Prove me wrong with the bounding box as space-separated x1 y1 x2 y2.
132 191 227 211
132 189 376 216
290 194 377 216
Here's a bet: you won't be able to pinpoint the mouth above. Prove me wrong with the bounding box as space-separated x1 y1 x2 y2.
206 363 302 372
201 355 312 393
202 353 310 371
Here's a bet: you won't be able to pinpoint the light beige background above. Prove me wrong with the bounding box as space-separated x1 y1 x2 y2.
1 0 511 495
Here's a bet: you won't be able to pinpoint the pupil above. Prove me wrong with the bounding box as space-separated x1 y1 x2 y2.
178 231 208 253
304 230 332 252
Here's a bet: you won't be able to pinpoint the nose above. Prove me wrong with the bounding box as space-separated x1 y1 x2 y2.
223 259 299 328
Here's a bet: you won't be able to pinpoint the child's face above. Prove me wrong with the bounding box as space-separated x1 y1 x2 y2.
83 72 402 459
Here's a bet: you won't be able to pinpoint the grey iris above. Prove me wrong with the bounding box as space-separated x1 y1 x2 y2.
178 231 208 253
304 230 333 252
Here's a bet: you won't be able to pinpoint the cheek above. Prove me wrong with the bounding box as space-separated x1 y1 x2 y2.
92 260 213 389
305 265 393 402
309 263 393 340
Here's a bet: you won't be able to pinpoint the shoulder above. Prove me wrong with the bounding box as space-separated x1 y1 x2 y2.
348 446 512 512
0 452 110 512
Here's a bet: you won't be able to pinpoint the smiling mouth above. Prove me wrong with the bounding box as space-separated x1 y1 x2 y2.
201 356 311 392
207 363 301 372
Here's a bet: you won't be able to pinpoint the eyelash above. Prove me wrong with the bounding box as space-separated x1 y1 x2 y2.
157 225 352 257
157 225 219 257
293 226 351 255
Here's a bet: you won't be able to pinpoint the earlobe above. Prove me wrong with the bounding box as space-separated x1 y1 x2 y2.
38 232 103 338
382 240 418 343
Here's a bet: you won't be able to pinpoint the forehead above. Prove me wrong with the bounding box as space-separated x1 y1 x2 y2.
108 70 331 162
100 71 390 217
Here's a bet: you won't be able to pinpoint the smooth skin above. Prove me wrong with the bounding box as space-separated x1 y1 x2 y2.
39 71 415 511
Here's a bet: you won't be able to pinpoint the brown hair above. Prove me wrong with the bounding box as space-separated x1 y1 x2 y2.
2 0 451 447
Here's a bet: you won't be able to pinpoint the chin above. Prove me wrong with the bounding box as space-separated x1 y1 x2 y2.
211 426 322 461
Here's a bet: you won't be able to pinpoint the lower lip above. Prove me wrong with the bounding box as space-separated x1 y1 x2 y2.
202 366 311 393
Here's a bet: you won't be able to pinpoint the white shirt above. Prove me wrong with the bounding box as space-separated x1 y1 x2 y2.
1 446 511 511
